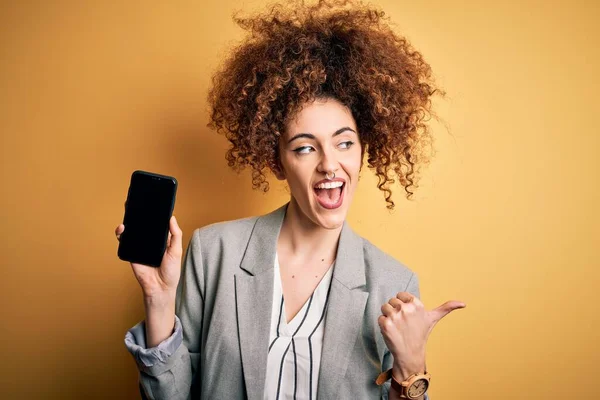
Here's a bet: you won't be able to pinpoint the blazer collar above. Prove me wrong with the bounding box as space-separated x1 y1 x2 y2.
235 202 368 400
239 202 366 289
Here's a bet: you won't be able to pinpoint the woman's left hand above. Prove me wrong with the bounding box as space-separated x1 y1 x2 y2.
378 292 466 380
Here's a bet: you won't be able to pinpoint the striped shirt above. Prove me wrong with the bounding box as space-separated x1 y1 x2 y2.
263 253 335 400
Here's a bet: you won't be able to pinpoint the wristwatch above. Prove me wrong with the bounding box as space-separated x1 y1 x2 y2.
376 368 431 399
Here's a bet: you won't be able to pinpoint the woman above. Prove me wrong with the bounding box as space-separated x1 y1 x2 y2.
118 1 465 399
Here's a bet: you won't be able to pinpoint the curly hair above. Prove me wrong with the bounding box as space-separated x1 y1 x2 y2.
206 0 445 209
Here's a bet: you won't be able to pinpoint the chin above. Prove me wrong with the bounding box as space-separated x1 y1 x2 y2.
307 197 350 230
313 213 346 230
290 188 354 230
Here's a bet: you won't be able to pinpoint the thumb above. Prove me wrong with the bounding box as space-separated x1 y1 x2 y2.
167 216 183 258
430 300 466 325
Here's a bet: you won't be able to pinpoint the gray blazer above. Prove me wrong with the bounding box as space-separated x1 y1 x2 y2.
125 203 427 400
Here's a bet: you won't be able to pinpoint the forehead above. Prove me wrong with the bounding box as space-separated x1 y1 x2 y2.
284 98 356 137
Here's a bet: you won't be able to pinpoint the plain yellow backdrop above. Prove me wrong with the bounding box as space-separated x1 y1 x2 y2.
0 0 598 399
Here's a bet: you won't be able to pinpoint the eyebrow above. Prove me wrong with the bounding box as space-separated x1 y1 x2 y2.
287 127 356 144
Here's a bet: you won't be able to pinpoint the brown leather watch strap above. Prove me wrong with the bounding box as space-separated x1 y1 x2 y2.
390 374 405 394
376 368 430 398
375 368 393 385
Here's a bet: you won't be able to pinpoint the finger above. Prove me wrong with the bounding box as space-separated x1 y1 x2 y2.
166 231 172 248
380 303 397 317
396 292 415 303
115 224 124 241
167 216 183 257
388 297 403 310
377 314 394 331
431 300 467 324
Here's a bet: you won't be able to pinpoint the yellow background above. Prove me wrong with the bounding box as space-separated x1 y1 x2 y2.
1 0 598 399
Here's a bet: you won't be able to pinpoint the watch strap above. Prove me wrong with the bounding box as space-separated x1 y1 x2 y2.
390 374 406 395
375 368 431 399
375 368 393 385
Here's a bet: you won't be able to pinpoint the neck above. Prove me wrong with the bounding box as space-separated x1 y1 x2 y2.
278 198 342 262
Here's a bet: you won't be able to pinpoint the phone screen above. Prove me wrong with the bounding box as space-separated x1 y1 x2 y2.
118 171 177 267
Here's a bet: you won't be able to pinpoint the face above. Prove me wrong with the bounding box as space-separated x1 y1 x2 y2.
275 97 362 230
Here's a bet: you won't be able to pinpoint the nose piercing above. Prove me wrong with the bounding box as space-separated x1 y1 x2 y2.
325 171 335 180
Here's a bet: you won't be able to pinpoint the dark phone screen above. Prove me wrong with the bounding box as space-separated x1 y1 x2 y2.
119 171 177 267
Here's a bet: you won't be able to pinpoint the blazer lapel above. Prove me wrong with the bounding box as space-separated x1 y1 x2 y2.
317 220 369 399
235 203 288 400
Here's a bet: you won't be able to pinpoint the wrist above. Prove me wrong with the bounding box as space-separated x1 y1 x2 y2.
143 291 176 310
392 361 426 382
144 296 177 348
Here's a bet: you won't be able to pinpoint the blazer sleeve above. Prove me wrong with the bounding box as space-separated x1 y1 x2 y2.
124 229 205 400
381 272 430 400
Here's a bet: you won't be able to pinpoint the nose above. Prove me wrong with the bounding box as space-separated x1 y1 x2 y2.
317 146 339 176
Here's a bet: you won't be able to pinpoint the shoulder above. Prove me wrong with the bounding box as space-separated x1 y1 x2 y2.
189 214 259 251
359 235 421 298
361 236 414 283
183 214 261 281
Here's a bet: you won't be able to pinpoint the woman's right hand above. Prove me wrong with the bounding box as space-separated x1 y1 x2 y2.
115 216 183 299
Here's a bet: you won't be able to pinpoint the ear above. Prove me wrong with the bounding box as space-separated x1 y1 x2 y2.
270 159 286 181
274 169 286 181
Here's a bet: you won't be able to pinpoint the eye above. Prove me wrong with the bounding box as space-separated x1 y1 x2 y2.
293 146 314 155
339 141 355 149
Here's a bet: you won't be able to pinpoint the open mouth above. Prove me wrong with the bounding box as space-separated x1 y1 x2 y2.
314 181 345 209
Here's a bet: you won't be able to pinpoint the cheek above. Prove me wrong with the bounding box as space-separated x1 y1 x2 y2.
278 152 297 179
283 159 312 190
345 151 363 177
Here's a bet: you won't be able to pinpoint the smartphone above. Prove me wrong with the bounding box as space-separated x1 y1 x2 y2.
117 170 178 267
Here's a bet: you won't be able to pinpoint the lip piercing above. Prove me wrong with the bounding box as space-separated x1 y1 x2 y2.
325 171 335 180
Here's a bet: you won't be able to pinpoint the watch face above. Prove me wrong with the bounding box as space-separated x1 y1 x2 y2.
408 378 429 398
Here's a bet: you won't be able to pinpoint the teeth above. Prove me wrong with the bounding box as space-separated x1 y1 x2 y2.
315 181 344 189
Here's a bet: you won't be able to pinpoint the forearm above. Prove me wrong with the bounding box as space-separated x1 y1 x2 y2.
144 291 177 348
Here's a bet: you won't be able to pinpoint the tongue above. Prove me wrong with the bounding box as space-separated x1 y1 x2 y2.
316 187 342 204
